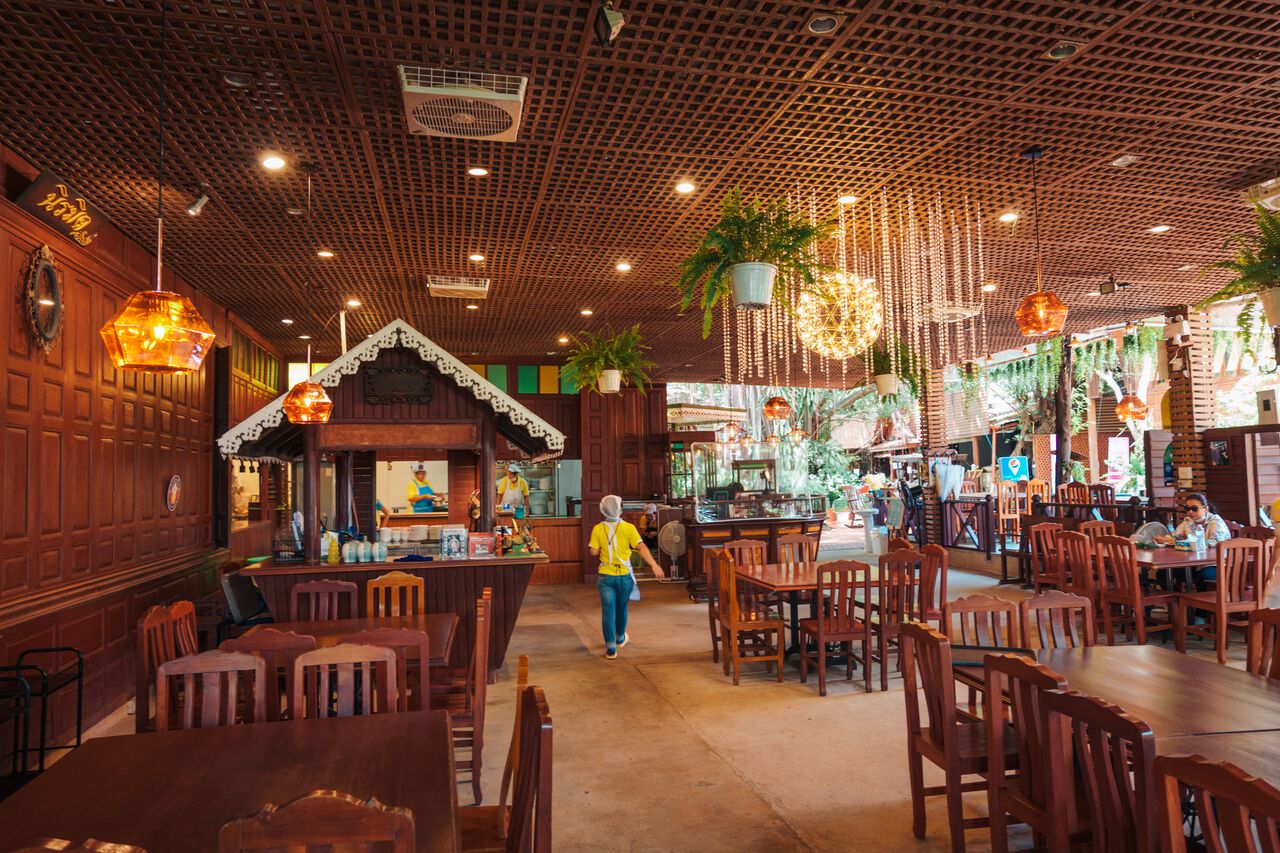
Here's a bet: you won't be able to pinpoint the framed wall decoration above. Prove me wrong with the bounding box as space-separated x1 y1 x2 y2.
23 245 64 353
166 474 182 512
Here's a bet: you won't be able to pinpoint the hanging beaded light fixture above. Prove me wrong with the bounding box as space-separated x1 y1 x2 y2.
738 433 755 449
762 395 792 420
723 421 740 441
795 271 883 360
1014 145 1069 338
99 0 214 373
787 426 807 444
282 344 333 424
764 433 782 447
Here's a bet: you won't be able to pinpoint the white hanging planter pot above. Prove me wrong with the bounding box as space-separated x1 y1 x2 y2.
730 262 778 310
1257 289 1280 327
874 374 899 396
597 369 622 394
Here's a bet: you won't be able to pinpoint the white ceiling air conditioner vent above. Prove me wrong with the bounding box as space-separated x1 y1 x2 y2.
1246 176 1280 211
427 276 491 300
398 66 528 142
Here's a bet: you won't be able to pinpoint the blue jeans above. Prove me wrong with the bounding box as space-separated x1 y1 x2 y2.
597 573 635 651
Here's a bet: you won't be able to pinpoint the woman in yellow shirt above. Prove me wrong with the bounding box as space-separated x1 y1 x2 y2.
589 495 664 659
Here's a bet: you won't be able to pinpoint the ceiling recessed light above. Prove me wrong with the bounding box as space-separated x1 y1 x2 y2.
675 181 695 194
259 152 287 171
469 253 485 262
998 211 1020 223
298 334 312 340
465 303 479 310
345 298 361 308
981 282 998 293
615 262 632 272
286 207 306 216
1109 154 1141 168
317 249 335 258
580 308 594 316
223 71 254 88
281 318 294 325
806 13 844 34
1044 40 1083 61
1176 263 1195 271
1086 290 1102 297
557 336 569 344
467 167 489 177
837 195 858 205
37 298 55 306
1147 225 1173 234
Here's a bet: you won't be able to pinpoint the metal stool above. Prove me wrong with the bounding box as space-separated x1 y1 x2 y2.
0 674 33 800
1 646 84 771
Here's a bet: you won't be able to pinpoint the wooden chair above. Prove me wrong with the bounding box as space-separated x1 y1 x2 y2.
941 594 1021 648
1020 591 1096 649
901 621 1016 852
1043 690 1158 853
169 600 200 656
292 644 399 719
1030 523 1065 592
1247 608 1280 679
921 543 949 626
220 629 316 722
1057 481 1090 504
366 570 426 618
217 789 414 852
1240 526 1277 589
497 656 530 827
1078 519 1117 540
798 560 872 695
996 481 1021 538
1026 478 1050 508
9 842 149 852
1056 530 1095 600
289 579 358 622
716 552 785 686
984 653 1068 853
155 650 267 732
871 549 926 691
888 536 913 552
1096 535 1177 646
342 628 430 712
431 598 491 804
135 605 179 733
706 551 722 664
1155 754 1280 852
723 538 766 569
1175 538 1264 664
776 533 817 565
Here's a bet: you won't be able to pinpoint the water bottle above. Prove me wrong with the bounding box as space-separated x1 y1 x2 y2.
1195 527 1207 554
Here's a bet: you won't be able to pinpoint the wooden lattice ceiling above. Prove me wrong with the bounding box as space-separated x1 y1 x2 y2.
2 0 1278 386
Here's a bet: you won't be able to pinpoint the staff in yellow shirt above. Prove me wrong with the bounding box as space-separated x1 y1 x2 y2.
588 494 664 659
496 463 530 508
406 463 444 513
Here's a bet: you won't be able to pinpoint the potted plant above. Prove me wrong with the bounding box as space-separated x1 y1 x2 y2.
562 323 654 395
1199 202 1280 326
674 187 836 337
868 339 920 397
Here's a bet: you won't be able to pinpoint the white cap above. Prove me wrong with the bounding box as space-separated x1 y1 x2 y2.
412 463 427 473
507 463 520 473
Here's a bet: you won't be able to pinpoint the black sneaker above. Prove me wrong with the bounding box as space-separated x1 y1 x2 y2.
604 648 618 660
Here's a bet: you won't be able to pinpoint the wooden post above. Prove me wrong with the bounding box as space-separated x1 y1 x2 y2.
479 418 496 532
303 426 321 562
1054 335 1073 489
334 452 349 534
918 366 947 545
1163 305 1216 505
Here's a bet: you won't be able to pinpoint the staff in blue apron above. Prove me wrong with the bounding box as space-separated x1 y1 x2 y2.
406 463 443 513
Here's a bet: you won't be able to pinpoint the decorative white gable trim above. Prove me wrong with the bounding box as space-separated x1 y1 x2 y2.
217 319 567 462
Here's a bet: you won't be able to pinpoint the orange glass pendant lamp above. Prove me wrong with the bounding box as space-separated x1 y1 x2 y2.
1014 145 1069 338
283 344 333 424
99 0 214 373
787 426 807 444
1114 394 1149 422
763 395 792 420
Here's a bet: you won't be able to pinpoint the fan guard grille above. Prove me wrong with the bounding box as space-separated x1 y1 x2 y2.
411 98 514 137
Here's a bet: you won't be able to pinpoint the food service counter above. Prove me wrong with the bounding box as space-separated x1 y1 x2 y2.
684 515 824 596
242 553 547 672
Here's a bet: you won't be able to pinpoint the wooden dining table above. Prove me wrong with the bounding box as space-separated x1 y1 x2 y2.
0 711 461 851
244 612 460 665
735 561 821 656
1158 730 1280 788
1134 545 1217 589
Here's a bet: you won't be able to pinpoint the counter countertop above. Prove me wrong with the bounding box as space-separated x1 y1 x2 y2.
245 553 549 576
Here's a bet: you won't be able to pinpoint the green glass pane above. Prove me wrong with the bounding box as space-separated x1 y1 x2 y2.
516 364 539 394
486 364 508 392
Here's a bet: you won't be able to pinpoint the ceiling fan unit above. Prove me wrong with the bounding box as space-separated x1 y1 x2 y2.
398 66 527 142
427 276 491 300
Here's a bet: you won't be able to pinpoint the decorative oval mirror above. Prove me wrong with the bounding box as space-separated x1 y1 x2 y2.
24 245 63 352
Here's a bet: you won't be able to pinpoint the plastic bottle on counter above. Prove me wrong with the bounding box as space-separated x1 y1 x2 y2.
326 534 340 565
359 539 373 562
373 541 388 562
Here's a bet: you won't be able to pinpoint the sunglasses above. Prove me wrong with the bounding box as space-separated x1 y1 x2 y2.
1184 504 1205 512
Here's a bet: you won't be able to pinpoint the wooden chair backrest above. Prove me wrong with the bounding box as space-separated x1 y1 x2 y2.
984 653 1068 815
1057 530 1094 595
220 629 317 721
169 600 200 656
814 561 871 635
920 543 948 616
506 686 554 853
1155 755 1280 853
1026 479 1050 504
10 841 149 852
1020 590 1096 649
1240 526 1277 571
498 655 531 838
366 570 426 619
139 605 179 678
900 621 956 753
877 549 925 626
217 789 414 853
156 650 267 731
776 533 817 566
341 628 430 712
887 536 912 552
289 579 358 622
1059 481 1090 503
1078 519 1117 540
1247 608 1280 680
1044 690 1158 853
723 538 766 571
464 594 492 727
292 644 398 719
998 481 1021 517
717 552 769 626
1095 535 1140 598
1030 522 1063 577
941 593 1020 647
1089 483 1116 503
1219 539 1264 606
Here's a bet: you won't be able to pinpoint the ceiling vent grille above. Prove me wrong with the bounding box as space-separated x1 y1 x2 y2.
427 276 491 300
398 66 527 142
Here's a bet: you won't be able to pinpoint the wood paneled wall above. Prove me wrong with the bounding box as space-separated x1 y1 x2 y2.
0 143 273 740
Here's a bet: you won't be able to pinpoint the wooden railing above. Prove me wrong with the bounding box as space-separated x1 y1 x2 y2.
940 495 996 557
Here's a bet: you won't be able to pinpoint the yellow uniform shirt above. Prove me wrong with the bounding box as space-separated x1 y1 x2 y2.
590 520 641 576
496 476 530 505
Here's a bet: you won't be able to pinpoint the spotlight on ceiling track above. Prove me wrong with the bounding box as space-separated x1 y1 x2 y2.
594 1 625 47
186 187 210 217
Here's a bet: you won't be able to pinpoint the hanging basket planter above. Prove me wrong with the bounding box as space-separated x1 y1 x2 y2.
597 369 622 394
1257 289 1280 327
874 374 899 396
730 262 778 310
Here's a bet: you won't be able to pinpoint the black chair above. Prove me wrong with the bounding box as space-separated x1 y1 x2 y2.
221 568 274 631
0 673 35 801
0 646 83 772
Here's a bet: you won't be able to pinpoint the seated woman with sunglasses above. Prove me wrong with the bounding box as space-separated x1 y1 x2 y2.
1154 493 1231 547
